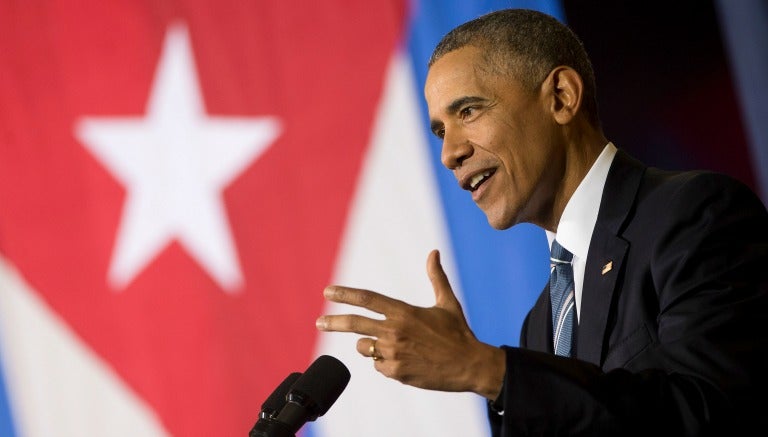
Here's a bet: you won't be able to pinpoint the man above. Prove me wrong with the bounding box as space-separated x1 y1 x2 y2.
316 9 768 435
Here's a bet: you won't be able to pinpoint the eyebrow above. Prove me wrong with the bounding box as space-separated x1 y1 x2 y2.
446 95 487 114
429 95 488 135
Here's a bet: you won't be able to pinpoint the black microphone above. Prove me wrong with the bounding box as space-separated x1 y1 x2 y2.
249 355 350 437
259 372 302 420
274 355 350 432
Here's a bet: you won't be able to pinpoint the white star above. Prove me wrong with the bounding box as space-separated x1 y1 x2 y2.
75 23 281 293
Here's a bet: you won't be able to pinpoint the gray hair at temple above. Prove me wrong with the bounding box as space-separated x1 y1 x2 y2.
428 9 601 127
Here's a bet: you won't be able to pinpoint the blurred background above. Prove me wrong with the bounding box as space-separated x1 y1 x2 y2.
564 0 764 196
0 0 765 436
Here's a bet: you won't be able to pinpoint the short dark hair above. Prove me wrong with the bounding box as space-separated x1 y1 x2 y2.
429 9 600 127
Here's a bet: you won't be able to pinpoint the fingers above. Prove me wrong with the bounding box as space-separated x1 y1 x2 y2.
316 285 407 337
316 313 381 336
427 249 461 311
322 285 406 315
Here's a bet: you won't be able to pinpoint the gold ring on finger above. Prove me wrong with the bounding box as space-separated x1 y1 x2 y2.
369 340 380 361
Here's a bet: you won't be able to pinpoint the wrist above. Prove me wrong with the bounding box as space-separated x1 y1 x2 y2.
472 344 506 400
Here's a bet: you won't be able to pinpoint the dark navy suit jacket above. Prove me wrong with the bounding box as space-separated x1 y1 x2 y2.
488 150 768 436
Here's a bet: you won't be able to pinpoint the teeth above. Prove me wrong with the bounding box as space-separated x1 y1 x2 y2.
469 171 491 190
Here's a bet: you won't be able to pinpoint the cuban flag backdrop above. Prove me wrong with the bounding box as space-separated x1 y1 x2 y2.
0 1 559 435
1 1 766 437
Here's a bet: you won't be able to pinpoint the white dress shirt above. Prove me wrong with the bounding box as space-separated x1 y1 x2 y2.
546 143 617 321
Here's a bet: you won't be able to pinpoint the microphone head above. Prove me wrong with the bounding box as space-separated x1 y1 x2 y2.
289 355 350 419
260 372 302 418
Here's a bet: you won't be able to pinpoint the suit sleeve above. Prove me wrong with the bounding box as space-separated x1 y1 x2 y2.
487 173 768 436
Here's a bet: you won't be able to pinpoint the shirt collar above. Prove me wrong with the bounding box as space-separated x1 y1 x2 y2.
546 143 617 258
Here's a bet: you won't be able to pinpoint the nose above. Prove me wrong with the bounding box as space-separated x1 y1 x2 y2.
440 128 473 170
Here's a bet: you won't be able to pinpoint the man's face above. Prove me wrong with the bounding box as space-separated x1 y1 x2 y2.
425 46 564 230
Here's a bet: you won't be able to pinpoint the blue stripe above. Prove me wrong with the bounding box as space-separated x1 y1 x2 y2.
0 349 18 436
407 0 563 348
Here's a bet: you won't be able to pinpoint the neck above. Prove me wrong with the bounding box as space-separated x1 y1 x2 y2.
541 123 608 232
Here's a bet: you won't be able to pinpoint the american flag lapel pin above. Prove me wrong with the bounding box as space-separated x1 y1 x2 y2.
602 261 613 275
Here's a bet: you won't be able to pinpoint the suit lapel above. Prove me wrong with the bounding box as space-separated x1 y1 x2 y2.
526 287 553 353
577 232 628 364
576 150 645 365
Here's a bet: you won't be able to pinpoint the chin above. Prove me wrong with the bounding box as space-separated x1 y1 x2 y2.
484 211 516 231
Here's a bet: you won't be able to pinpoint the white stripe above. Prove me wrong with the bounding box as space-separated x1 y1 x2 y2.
313 51 486 437
553 291 574 349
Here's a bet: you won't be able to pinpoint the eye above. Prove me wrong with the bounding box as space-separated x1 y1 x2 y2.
431 125 445 139
459 106 476 119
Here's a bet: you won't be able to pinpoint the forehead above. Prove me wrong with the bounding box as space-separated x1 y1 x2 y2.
424 45 523 120
425 46 488 104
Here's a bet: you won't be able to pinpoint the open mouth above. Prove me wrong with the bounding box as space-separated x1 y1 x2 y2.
468 169 495 192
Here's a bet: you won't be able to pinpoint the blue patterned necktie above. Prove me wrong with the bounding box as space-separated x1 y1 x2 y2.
550 240 575 357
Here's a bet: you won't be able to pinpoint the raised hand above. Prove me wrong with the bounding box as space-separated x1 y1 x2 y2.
316 250 505 399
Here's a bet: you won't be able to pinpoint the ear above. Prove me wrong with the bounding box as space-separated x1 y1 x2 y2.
543 66 584 125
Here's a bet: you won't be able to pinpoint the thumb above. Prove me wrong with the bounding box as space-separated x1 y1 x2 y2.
427 249 462 312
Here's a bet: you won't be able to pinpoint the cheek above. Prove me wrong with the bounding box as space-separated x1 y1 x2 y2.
494 143 550 206
463 122 493 150
484 129 523 177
